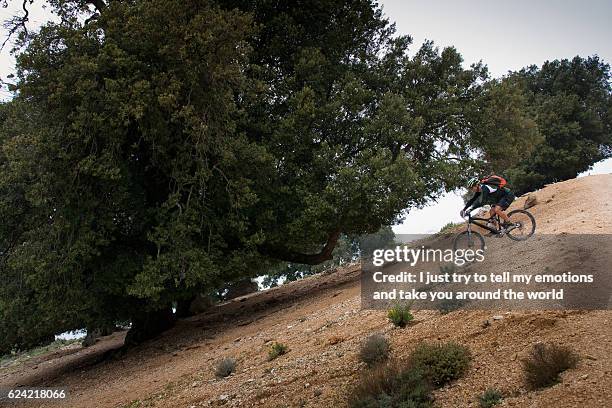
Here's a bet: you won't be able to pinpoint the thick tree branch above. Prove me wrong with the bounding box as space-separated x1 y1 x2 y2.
259 229 342 265
1 0 31 50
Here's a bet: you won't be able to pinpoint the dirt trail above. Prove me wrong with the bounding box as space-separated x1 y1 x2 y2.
1 174 611 408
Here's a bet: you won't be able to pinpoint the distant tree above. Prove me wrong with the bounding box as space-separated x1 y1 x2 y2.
0 0 489 353
472 76 542 173
502 56 612 194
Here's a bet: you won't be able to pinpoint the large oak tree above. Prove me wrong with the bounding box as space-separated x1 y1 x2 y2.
0 0 490 352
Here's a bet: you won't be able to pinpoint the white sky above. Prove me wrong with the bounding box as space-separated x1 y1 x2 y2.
380 0 612 78
1 1 611 233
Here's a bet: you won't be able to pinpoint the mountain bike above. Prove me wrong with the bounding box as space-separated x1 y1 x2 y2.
453 208 536 252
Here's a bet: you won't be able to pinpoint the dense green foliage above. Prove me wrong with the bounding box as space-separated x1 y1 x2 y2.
410 342 471 387
3 1 607 354
502 56 612 194
1 0 493 353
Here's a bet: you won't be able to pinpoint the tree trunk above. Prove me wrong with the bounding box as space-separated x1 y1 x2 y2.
225 278 258 300
124 307 175 347
175 296 196 318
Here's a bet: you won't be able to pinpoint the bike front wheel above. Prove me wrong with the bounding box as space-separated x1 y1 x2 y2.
506 209 536 241
453 230 486 253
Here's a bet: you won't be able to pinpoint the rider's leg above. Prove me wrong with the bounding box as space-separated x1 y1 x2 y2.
493 205 510 223
487 207 500 231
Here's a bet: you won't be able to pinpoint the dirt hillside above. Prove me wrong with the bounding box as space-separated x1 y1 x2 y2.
1 174 611 408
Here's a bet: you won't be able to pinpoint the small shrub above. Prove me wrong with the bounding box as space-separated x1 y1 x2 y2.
359 334 390 367
522 343 578 389
349 362 432 408
387 303 414 328
410 342 471 387
267 342 288 361
478 388 503 408
215 357 236 378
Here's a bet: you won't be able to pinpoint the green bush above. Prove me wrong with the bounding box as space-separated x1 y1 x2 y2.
359 334 390 367
522 343 578 389
410 342 471 387
349 362 432 408
215 357 236 378
478 388 502 408
387 303 414 328
267 342 289 361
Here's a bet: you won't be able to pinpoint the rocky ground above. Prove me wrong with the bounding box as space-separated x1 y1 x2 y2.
1 174 611 408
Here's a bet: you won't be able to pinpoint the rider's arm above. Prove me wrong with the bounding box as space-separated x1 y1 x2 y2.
462 191 481 212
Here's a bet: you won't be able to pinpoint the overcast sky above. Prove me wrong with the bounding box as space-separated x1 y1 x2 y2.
1 1 611 232
382 0 612 233
381 0 612 78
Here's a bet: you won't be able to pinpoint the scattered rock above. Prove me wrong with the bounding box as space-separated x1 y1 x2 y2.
492 315 504 321
524 193 538 209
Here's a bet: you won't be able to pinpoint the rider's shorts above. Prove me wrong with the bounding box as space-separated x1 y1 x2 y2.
496 194 514 210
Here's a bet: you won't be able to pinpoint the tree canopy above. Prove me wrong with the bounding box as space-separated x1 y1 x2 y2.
501 56 612 194
0 0 493 352
2 1 609 353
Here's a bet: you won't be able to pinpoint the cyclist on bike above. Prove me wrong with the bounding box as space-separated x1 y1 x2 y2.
460 176 516 230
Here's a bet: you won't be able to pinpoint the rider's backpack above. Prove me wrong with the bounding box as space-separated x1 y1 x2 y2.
480 174 507 188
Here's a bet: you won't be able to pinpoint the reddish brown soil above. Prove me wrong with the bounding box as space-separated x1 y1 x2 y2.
1 174 611 408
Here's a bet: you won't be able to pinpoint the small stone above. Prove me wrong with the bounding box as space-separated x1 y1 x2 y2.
219 394 229 401
492 315 504 320
580 374 588 380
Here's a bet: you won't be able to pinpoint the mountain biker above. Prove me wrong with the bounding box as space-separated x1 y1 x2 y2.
460 176 516 230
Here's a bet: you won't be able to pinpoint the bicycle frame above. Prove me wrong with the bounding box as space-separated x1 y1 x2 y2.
465 213 502 235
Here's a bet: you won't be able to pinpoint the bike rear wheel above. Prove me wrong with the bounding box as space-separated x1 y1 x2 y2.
506 209 536 241
453 230 485 253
